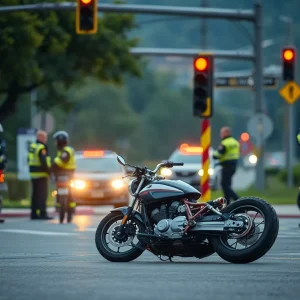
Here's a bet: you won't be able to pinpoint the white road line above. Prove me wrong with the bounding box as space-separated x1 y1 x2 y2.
0 229 78 236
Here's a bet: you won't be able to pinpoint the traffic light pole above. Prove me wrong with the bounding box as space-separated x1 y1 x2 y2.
253 2 265 190
200 0 211 202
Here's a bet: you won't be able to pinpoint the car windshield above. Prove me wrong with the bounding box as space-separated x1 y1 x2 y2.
75 157 122 173
169 152 203 164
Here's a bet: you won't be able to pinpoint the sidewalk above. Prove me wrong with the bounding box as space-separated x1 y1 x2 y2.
1 205 300 218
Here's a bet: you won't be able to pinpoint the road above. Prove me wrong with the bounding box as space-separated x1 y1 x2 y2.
232 167 255 190
0 215 299 300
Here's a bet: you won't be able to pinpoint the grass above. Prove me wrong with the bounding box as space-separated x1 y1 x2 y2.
212 176 298 205
2 177 298 208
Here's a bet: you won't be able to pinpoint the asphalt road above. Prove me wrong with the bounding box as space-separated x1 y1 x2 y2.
0 215 300 300
232 167 255 190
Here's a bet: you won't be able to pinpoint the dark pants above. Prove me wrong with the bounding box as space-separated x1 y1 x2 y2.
221 165 239 205
31 177 48 218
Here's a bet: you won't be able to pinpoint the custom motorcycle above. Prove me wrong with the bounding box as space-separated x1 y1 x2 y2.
95 156 279 263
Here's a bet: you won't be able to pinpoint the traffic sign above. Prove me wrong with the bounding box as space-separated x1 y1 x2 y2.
215 76 277 88
279 81 300 104
247 113 274 141
33 112 55 133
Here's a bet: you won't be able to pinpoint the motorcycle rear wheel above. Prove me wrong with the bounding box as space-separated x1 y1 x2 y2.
212 197 279 264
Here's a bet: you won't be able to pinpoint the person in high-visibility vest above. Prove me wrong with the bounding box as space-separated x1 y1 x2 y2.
213 126 240 205
51 131 76 210
28 130 52 220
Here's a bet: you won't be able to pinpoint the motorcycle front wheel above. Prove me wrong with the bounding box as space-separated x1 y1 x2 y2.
212 197 279 264
95 211 146 262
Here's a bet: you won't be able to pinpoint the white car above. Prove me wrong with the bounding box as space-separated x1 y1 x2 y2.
160 145 221 191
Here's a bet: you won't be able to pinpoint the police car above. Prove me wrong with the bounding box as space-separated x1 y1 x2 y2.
70 150 130 207
160 144 221 191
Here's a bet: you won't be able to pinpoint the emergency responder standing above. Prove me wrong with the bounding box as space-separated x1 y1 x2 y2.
51 131 76 215
28 130 52 220
213 126 240 205
0 123 7 223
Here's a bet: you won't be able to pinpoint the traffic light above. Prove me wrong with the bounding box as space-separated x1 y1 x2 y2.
76 0 98 34
282 47 296 81
193 54 214 118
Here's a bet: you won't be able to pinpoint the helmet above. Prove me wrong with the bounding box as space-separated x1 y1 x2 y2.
53 130 69 146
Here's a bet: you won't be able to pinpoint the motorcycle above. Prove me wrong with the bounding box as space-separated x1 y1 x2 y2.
95 156 279 263
55 175 74 224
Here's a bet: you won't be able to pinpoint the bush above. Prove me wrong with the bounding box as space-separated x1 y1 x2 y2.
2 173 30 201
265 167 280 177
277 165 300 186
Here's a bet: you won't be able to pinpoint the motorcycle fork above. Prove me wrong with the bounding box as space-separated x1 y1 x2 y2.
118 197 139 233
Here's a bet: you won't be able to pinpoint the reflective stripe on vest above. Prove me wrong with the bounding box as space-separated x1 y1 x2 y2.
28 142 50 178
218 137 240 163
54 146 76 171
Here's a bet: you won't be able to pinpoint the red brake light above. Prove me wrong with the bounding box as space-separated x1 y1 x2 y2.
180 144 203 154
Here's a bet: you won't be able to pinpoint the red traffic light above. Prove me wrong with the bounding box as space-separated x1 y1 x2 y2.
81 0 92 4
194 57 208 71
283 49 295 61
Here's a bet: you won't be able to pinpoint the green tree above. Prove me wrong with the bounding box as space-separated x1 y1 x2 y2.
0 0 140 121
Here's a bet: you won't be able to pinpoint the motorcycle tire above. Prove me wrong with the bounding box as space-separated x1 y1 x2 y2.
59 196 67 224
95 211 145 262
211 197 279 264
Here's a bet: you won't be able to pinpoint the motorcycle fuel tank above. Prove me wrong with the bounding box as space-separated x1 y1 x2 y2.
139 179 201 205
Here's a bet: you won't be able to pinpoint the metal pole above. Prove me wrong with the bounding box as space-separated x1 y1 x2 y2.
0 3 255 21
286 18 294 188
254 1 265 190
200 0 211 202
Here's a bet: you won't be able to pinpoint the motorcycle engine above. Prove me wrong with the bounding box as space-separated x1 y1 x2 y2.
151 201 188 239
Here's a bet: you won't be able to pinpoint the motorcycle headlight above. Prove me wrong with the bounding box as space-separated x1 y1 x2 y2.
128 178 138 196
70 179 86 190
161 168 172 177
111 179 124 190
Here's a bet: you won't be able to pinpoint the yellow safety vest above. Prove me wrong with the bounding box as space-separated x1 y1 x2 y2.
54 146 76 171
214 137 240 163
28 142 51 178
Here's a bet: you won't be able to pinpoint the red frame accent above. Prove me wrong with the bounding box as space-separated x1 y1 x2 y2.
183 199 209 233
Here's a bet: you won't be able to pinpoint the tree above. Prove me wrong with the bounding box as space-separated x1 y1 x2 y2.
0 0 140 121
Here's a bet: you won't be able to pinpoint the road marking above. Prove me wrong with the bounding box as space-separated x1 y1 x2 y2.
0 229 78 236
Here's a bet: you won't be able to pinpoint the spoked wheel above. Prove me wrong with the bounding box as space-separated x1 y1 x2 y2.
212 197 279 264
95 212 146 262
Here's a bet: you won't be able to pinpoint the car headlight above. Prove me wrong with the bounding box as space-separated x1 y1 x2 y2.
112 179 124 190
249 154 257 164
161 168 172 177
70 179 86 190
198 168 214 176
